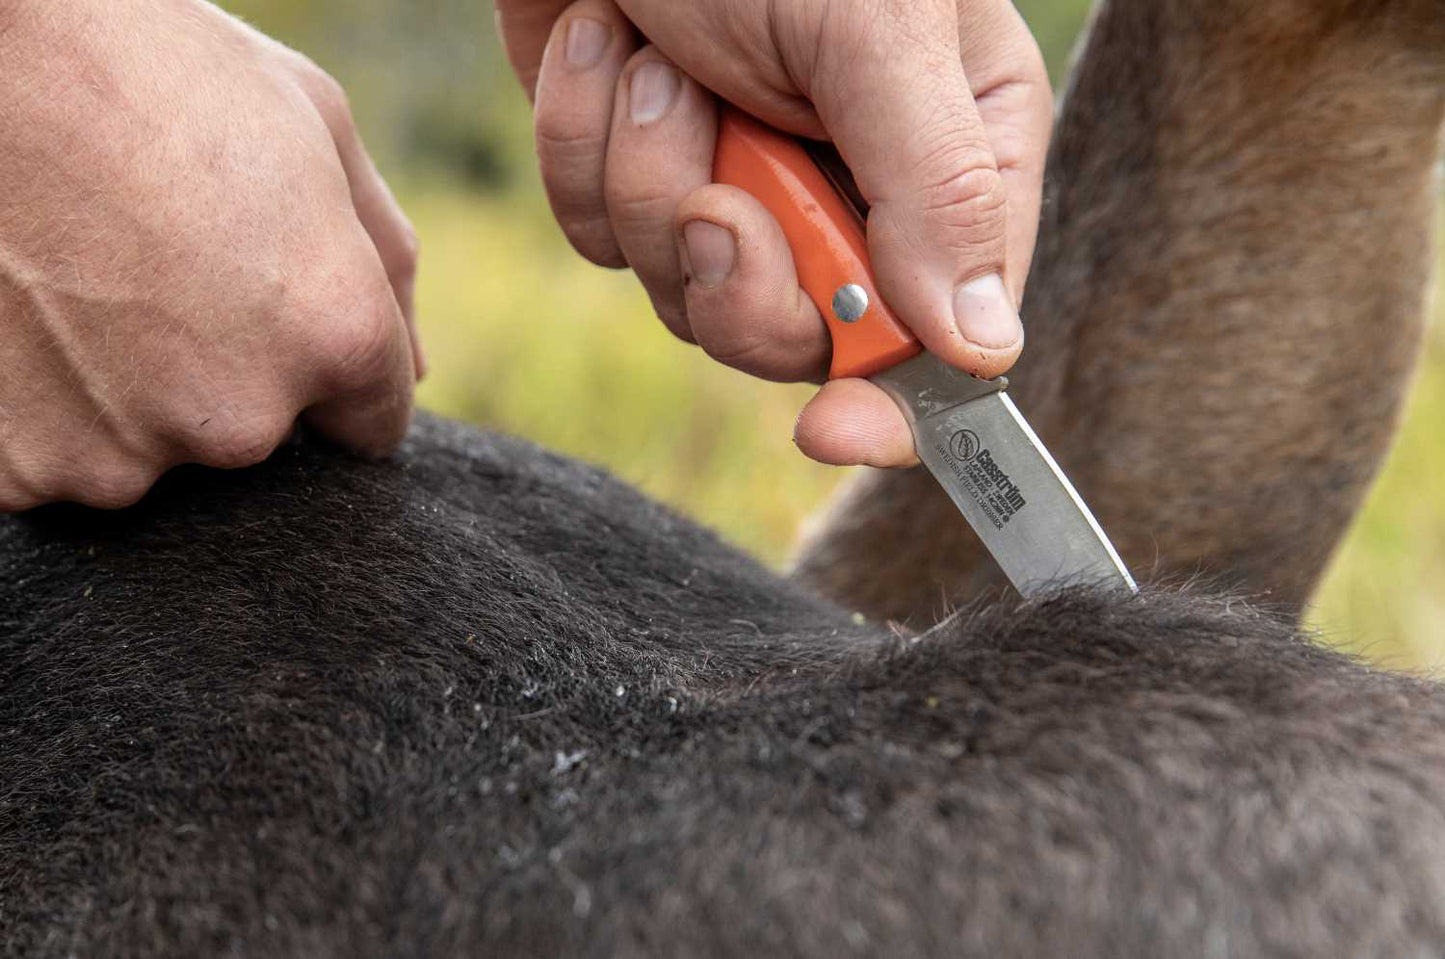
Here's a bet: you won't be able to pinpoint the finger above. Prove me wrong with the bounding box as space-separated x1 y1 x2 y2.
337 141 426 381
676 184 830 383
49 442 161 511
290 63 428 381
956 0 1055 305
605 48 717 342
534 0 638 268
0 472 35 513
807 0 1024 379
794 379 917 468
0 437 55 512
301 256 417 460
494 0 576 100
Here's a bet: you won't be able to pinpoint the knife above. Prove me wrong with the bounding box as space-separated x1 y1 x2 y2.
714 108 1137 598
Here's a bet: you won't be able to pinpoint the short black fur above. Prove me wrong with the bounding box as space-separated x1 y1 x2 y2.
6 415 1445 957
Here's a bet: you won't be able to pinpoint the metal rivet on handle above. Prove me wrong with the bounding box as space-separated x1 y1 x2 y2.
832 284 869 323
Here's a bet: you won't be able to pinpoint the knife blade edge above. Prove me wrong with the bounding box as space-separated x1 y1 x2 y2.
872 354 1138 598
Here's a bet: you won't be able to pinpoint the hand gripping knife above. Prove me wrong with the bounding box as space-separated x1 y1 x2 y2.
714 109 1137 598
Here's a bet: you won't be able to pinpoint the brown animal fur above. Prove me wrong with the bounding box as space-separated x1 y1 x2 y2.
795 0 1445 625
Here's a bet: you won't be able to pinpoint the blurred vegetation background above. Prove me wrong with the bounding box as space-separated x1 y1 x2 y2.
222 0 1444 670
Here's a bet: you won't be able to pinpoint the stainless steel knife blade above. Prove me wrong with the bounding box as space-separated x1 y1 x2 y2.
872 353 1138 597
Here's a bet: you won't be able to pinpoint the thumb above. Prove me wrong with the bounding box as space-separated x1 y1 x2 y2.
806 5 1023 379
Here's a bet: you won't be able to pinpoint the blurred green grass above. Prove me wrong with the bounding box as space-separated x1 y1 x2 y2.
223 0 1444 670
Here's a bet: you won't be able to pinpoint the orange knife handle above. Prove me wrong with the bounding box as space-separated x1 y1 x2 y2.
713 108 922 381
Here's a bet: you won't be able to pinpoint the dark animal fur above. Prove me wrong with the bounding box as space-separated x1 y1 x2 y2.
7 417 1445 957
4 0 1445 954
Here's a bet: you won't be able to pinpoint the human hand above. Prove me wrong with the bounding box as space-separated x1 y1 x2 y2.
0 0 421 510
496 0 1051 467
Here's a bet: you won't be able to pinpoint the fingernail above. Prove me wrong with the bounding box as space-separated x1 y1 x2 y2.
953 274 1022 350
630 61 679 125
682 221 736 288
564 18 609 69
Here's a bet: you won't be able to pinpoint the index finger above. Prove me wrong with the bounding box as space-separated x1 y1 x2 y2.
495 0 576 99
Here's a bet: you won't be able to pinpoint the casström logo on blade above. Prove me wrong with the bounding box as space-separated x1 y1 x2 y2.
949 429 981 462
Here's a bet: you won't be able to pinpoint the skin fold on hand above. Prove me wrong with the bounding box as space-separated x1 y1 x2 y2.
496 0 1053 467
0 0 422 511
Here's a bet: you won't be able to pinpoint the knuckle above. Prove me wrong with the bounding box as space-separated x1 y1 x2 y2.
539 168 611 237
605 185 677 232
693 299 819 382
193 417 293 471
284 257 403 385
537 159 614 247
691 306 771 366
399 221 420 264
913 150 1009 247
316 286 403 388
293 58 355 129
535 116 607 169
0 457 60 511
0 463 38 512
0 486 42 513
537 146 612 232
562 219 627 270
76 466 158 511
698 327 775 372
543 185 612 246
390 221 421 283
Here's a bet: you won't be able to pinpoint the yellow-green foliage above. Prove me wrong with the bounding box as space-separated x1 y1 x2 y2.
222 0 1443 670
